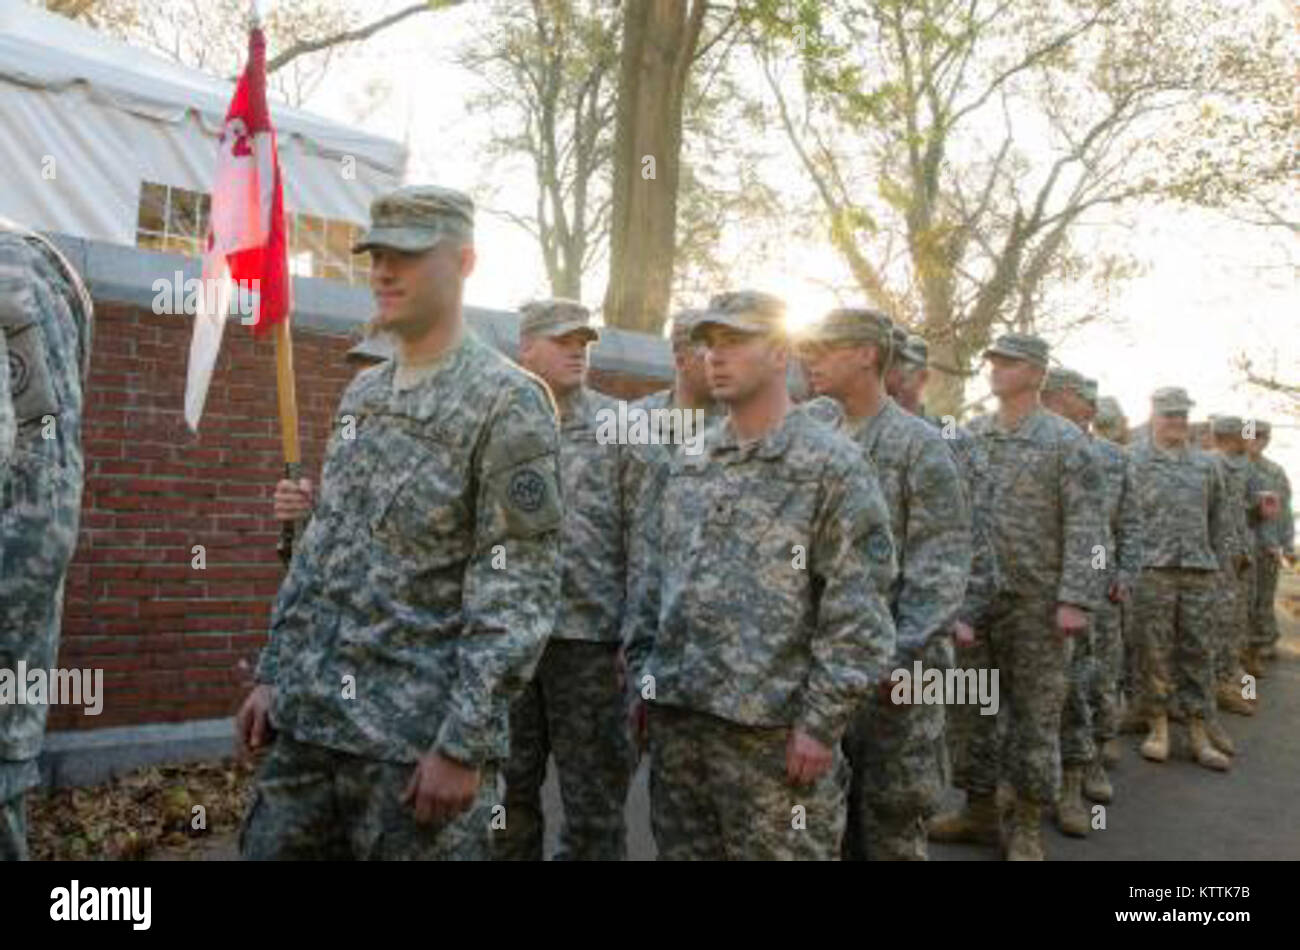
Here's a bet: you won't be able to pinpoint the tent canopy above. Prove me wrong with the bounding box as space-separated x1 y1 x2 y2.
0 0 406 245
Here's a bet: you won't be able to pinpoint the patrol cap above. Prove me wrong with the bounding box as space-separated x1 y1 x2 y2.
1043 366 1084 393
1151 386 1194 415
690 290 787 342
900 334 928 367
669 309 707 350
1210 414 1244 437
1075 376 1099 408
983 332 1049 368
353 185 475 253
518 298 598 341
803 307 894 346
1095 396 1125 426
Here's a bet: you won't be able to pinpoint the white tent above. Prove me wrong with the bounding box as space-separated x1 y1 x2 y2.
0 0 405 253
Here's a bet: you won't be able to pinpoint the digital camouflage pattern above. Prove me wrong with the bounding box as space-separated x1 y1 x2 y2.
1090 438 1143 743
499 641 632 860
254 330 563 776
0 221 92 862
948 407 1104 804
241 734 498 860
500 385 633 860
647 704 849 860
625 407 897 745
1061 436 1145 764
626 407 897 859
1250 453 1293 649
804 395 971 860
1213 451 1255 683
1129 439 1230 718
550 385 631 645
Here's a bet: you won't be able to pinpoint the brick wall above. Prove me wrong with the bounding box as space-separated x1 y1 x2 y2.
52 301 668 732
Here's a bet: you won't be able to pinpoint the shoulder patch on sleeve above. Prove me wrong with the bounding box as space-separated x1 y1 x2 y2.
507 467 549 513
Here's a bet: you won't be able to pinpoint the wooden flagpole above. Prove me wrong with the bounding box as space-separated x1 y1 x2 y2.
250 0 302 567
274 317 301 566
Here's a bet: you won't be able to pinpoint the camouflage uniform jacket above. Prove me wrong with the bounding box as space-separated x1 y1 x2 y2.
965 406 1105 610
255 331 563 767
552 385 632 643
1213 451 1255 564
1092 436 1144 592
1251 454 1294 554
625 407 898 748
813 396 972 658
0 222 93 762
1129 440 1229 571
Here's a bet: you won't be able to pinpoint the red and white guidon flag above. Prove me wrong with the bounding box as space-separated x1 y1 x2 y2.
185 24 290 431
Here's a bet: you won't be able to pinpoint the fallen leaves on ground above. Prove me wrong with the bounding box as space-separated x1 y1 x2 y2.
26 758 255 861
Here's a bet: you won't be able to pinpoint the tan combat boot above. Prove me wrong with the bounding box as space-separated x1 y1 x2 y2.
1056 767 1090 837
1216 681 1256 717
1188 718 1231 772
1083 759 1113 804
1241 648 1266 679
1005 797 1045 861
927 791 1000 845
1203 717 1235 756
1100 737 1121 768
1140 713 1169 762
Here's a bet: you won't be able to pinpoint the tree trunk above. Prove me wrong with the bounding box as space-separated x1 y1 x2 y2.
602 0 705 332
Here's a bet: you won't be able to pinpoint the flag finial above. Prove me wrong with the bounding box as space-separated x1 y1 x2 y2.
249 0 263 29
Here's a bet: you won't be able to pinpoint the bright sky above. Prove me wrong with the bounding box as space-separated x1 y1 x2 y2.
290 1 1299 481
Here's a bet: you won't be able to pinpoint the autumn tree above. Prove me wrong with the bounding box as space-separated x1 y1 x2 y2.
45 0 453 107
602 0 711 333
743 0 1293 415
459 0 621 301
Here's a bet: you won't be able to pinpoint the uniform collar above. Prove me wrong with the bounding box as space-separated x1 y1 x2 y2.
712 409 796 462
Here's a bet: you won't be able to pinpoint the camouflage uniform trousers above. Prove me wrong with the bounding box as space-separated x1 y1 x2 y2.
1133 568 1215 719
1090 596 1124 743
949 593 1072 804
0 760 41 862
1059 620 1096 768
240 733 498 860
843 637 951 861
1 583 67 863
1214 562 1254 685
497 639 632 861
1250 555 1280 650
1060 592 1125 761
648 703 848 860
1120 599 1139 710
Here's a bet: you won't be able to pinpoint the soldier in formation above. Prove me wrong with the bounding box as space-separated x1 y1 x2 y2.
624 291 898 860
1128 388 1233 771
0 218 93 862
238 186 564 860
497 298 634 861
929 334 1105 861
797 309 971 861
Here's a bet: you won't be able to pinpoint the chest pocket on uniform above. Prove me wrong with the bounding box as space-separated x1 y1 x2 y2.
6 322 60 427
372 425 471 567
